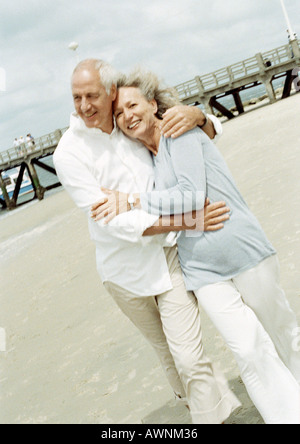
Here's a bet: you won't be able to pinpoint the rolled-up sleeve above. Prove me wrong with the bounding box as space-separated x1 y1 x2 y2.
207 113 223 142
54 152 159 244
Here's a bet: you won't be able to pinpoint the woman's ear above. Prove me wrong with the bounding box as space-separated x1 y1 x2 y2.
150 99 158 115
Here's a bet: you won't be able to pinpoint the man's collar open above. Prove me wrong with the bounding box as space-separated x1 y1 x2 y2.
70 112 119 137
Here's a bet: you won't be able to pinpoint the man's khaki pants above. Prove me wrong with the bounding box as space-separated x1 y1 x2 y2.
104 246 241 424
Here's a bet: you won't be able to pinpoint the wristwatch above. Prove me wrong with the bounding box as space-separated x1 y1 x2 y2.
128 194 135 211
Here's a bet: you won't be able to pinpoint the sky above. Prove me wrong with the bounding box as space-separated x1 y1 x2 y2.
0 0 299 151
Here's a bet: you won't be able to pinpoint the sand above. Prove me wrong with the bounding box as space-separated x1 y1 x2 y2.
0 94 300 425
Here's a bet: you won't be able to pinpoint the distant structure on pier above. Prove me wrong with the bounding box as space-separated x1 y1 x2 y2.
0 40 299 211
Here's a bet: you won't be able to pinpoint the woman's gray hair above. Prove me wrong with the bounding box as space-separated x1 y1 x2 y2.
117 67 181 119
73 59 123 95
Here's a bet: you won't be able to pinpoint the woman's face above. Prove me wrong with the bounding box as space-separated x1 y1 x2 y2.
113 87 158 140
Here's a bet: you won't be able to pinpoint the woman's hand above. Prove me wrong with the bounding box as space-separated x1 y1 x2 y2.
91 188 130 224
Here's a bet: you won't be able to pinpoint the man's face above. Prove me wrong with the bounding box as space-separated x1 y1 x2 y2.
72 68 116 130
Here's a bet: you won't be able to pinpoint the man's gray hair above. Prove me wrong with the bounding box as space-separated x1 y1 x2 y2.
73 59 124 95
117 67 181 119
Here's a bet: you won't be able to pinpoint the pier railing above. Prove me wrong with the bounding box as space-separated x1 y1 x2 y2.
175 40 300 100
1 40 299 169
1 40 299 210
0 127 69 209
0 127 68 170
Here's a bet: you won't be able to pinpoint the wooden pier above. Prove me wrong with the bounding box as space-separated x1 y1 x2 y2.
0 40 299 211
174 39 300 118
0 128 67 210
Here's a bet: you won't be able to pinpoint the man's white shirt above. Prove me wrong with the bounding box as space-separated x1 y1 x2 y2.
53 112 222 296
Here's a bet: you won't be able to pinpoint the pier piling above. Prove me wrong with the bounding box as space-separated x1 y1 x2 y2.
0 128 67 210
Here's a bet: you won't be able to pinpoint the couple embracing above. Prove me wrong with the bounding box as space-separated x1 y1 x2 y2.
54 59 300 424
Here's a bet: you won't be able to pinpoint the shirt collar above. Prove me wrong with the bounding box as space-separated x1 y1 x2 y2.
70 112 120 138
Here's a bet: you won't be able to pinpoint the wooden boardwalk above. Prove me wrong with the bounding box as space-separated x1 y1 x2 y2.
0 40 299 210
0 128 68 172
0 128 68 210
174 39 300 118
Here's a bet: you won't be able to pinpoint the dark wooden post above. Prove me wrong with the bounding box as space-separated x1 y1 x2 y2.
25 161 45 201
0 171 14 210
282 69 300 99
11 163 26 206
232 90 245 114
210 97 235 120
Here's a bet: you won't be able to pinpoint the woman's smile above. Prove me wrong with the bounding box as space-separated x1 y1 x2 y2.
128 120 142 130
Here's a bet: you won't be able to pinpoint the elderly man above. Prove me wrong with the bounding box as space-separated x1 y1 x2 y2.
53 59 240 424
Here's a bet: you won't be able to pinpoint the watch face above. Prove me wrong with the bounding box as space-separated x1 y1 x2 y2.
128 195 135 204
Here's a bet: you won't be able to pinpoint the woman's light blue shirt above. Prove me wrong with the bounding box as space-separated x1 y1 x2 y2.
140 128 276 291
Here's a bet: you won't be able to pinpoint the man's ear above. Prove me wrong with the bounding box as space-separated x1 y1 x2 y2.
110 84 117 101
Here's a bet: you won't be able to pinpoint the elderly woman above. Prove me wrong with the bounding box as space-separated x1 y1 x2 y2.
91 69 300 424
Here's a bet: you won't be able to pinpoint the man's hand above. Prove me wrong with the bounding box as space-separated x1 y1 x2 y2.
91 188 129 224
91 189 230 231
161 105 216 140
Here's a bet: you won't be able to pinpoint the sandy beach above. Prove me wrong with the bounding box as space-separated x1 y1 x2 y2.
1 94 300 425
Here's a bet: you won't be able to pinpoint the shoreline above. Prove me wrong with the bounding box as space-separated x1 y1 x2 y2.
1 94 300 424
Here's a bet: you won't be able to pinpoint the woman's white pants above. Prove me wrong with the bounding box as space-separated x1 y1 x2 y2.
104 246 241 424
194 255 300 424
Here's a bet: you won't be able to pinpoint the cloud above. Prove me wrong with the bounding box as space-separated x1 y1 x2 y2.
0 68 6 92
0 0 299 150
